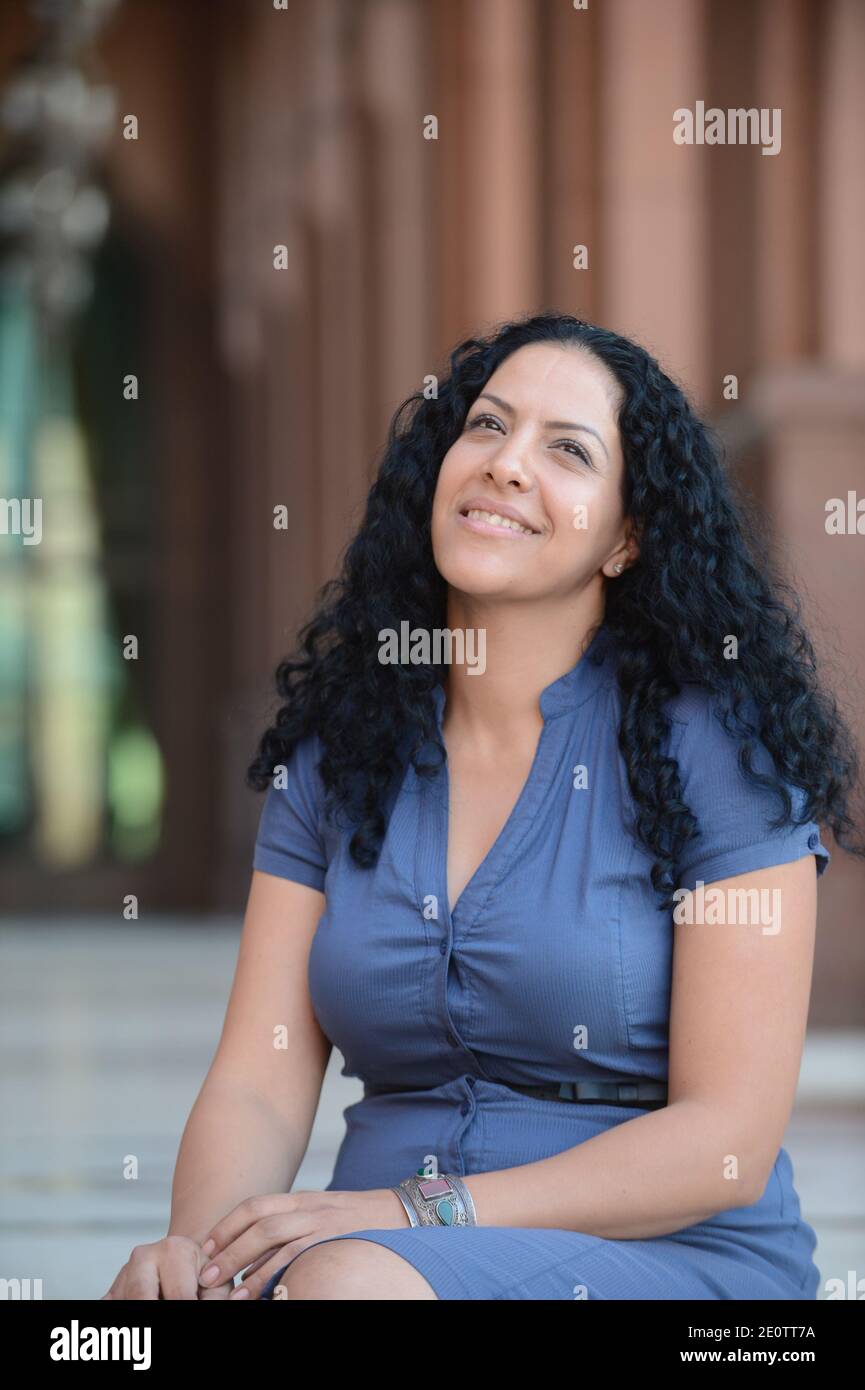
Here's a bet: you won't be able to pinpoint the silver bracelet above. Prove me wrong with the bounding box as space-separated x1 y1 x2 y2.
391 1183 420 1227
391 1172 478 1227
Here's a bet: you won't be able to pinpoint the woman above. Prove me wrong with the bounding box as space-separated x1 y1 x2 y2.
104 313 861 1301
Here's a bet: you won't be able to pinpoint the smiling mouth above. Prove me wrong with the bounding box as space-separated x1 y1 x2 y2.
458 507 540 537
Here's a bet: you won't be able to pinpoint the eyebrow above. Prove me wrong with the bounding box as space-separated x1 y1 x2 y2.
476 392 609 460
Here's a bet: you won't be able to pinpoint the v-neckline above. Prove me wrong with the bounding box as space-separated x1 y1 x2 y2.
441 725 548 921
418 623 615 926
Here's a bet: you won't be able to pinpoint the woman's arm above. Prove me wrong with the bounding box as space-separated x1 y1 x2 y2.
464 854 818 1237
167 870 330 1245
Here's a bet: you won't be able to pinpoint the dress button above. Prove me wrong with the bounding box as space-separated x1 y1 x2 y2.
460 1102 470 1116
807 832 820 850
439 941 448 955
446 1031 458 1047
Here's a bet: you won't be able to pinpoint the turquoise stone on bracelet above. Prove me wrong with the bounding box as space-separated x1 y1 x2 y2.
436 1198 455 1225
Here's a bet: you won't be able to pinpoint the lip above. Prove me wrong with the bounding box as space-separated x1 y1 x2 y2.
456 496 542 538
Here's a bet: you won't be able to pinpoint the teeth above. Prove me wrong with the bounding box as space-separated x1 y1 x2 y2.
465 508 534 535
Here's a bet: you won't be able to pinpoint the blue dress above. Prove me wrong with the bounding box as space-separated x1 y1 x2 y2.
253 624 829 1300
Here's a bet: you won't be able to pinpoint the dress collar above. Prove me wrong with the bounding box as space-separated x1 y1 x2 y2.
431 621 617 727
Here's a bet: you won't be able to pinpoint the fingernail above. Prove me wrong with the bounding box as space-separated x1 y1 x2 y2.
201 1238 216 1256
229 1286 250 1299
200 1264 220 1285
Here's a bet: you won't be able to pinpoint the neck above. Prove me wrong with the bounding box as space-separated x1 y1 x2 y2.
440 590 606 745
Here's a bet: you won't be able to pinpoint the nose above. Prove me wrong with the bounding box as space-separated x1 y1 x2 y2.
483 435 534 490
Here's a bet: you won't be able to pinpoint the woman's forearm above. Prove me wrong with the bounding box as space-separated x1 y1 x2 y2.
464 1098 761 1239
167 1074 307 1245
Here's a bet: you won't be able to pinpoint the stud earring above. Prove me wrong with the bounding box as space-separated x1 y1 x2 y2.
613 563 624 574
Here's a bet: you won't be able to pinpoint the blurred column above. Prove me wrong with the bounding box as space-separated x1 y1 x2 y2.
749 365 865 1023
747 0 865 1021
434 0 541 340
217 0 328 897
541 0 602 320
818 0 865 369
754 0 819 364
359 0 433 462
598 0 709 405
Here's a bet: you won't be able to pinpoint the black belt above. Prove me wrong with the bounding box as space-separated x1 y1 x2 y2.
364 1079 668 1109
501 1080 667 1109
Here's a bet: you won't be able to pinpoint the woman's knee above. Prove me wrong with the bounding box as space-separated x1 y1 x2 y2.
272 1237 437 1301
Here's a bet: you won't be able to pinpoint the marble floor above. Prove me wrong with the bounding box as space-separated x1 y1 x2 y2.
1 919 863 1301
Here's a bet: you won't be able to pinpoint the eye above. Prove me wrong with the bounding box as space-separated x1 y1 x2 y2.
466 412 503 432
554 439 594 468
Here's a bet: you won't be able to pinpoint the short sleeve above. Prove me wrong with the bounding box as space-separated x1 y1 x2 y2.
669 686 831 892
252 734 328 892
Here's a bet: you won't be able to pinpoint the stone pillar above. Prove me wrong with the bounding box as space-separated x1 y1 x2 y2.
751 0 865 1019
433 0 541 340
818 0 865 368
751 364 865 1022
598 0 710 405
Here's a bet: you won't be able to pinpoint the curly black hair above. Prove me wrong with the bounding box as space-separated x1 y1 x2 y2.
247 311 864 908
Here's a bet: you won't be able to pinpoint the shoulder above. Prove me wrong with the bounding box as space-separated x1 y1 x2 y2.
271 731 326 801
663 680 785 794
665 682 764 772
665 680 741 730
660 682 830 890
252 732 329 891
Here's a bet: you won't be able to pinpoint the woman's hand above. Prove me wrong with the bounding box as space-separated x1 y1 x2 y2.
198 1188 410 1300
101 1234 235 1300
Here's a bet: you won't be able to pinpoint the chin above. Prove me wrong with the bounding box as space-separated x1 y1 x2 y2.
434 545 523 595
